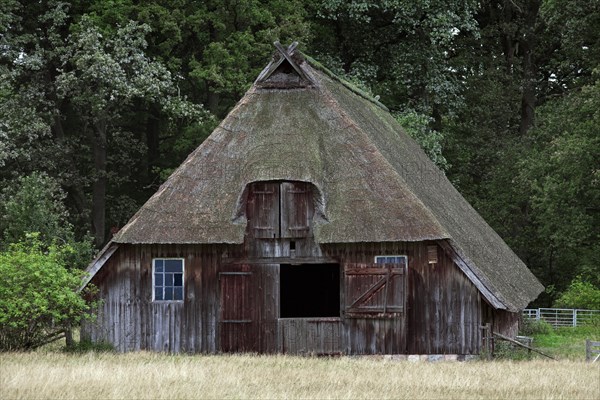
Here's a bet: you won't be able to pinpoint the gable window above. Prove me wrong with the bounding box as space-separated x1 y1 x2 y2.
374 255 407 267
153 258 184 301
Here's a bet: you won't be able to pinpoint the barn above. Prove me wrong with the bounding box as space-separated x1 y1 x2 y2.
81 42 543 355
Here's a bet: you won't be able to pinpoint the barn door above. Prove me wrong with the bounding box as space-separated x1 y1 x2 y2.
344 263 406 317
219 269 257 352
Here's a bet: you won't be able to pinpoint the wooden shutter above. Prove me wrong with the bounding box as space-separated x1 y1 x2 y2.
246 182 280 238
345 263 406 317
280 181 313 238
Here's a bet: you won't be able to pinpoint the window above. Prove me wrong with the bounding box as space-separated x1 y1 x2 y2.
153 258 184 301
374 255 407 267
427 245 439 265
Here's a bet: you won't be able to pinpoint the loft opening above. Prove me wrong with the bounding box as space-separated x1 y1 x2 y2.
280 264 340 318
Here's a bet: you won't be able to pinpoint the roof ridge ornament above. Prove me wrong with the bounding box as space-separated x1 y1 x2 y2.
255 41 313 86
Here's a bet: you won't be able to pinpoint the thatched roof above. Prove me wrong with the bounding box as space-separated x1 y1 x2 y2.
107 44 542 311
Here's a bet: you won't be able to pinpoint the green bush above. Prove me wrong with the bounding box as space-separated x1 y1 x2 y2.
0 172 93 270
493 341 533 360
0 235 94 351
554 277 600 310
520 318 553 336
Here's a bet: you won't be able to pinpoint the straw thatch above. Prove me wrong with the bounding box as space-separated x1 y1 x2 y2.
109 49 542 311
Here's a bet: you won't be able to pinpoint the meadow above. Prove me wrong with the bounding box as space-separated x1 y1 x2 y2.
1 351 599 400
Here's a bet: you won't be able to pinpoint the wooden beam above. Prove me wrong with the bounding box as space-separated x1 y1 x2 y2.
349 277 387 309
255 42 305 84
493 332 556 360
273 41 310 81
79 242 119 290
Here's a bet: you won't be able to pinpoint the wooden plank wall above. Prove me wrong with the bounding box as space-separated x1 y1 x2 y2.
82 244 232 353
83 241 486 354
323 241 482 355
279 318 342 355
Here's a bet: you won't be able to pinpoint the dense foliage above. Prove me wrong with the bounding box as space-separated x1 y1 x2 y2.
0 235 93 350
1 0 598 308
553 277 600 310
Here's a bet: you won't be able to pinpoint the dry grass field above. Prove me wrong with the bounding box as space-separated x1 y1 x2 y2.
1 352 598 400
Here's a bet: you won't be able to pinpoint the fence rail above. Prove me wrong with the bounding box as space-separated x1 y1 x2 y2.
586 340 600 362
523 308 600 328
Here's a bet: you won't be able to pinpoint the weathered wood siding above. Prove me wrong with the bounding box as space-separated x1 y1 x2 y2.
482 305 520 338
279 318 342 355
84 241 487 354
83 244 227 353
323 242 482 355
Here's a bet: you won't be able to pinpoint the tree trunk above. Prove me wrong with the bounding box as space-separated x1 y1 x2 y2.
146 104 161 184
92 121 107 248
53 114 88 219
518 1 541 136
207 87 220 115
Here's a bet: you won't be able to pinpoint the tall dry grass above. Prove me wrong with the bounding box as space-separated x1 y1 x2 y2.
1 352 598 399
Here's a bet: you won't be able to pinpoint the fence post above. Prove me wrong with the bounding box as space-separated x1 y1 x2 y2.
536 308 540 321
586 339 591 362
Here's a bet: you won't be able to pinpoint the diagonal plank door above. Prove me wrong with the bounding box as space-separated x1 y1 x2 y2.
345 263 406 317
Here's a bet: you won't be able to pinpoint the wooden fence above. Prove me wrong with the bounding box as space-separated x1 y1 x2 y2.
523 308 600 328
586 340 600 362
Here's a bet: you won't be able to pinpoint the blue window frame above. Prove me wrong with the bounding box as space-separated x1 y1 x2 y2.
153 258 184 301
374 255 407 267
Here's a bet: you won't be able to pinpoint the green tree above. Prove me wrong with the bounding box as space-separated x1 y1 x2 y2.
56 15 206 247
554 277 600 310
0 172 93 270
0 235 93 350
1 172 71 246
519 76 600 295
395 110 448 171
307 0 479 117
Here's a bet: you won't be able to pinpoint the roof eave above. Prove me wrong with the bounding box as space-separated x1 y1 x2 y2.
437 240 508 310
79 241 119 291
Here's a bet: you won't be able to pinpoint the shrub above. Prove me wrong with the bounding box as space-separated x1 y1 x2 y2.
553 277 600 310
520 318 553 336
0 235 94 351
493 341 533 360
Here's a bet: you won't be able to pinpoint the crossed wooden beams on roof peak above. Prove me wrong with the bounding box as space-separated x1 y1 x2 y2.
255 41 312 84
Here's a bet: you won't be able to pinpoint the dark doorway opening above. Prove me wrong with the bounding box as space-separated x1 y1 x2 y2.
280 264 340 318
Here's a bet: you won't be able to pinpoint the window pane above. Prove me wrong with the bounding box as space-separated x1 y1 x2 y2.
154 273 163 286
165 259 182 273
174 273 182 287
174 287 183 301
164 273 173 287
155 259 164 272
375 256 406 265
155 288 163 301
164 287 173 300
